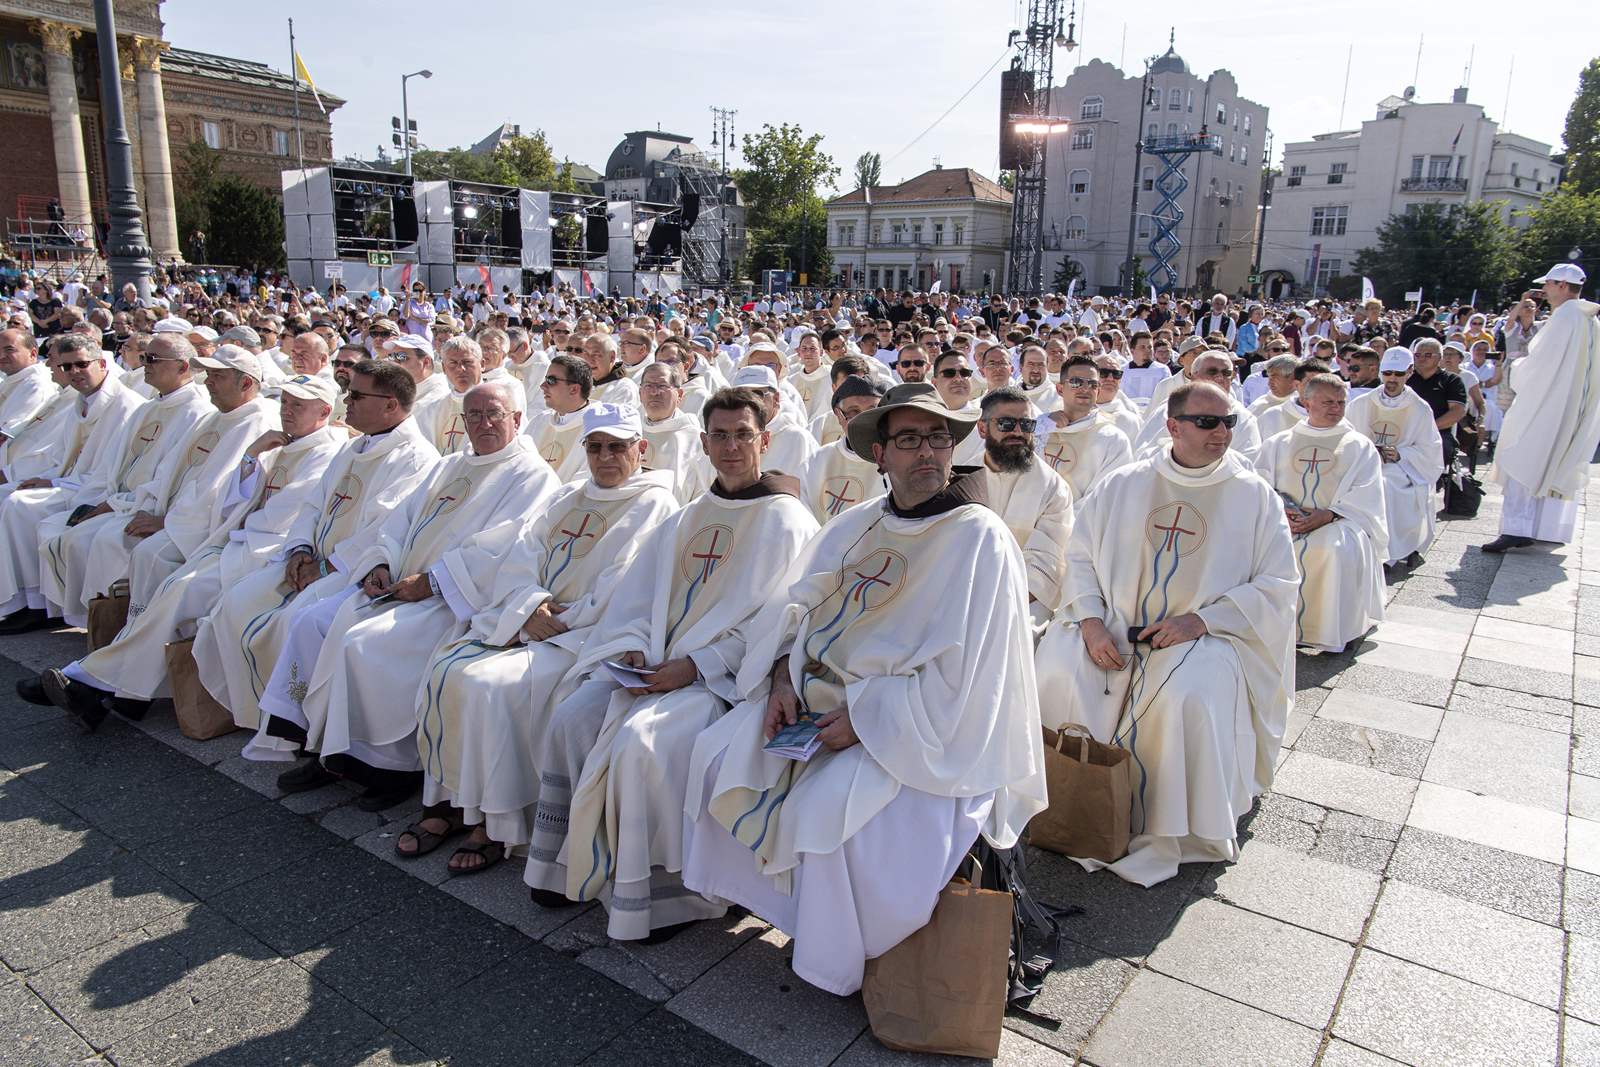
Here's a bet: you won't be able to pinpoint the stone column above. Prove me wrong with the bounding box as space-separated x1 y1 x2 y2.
33 20 93 229
129 36 178 260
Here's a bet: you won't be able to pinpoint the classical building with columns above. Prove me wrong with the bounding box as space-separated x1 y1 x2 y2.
0 0 339 263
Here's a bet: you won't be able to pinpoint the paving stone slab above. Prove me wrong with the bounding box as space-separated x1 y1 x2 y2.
1291 718 1431 778
1366 617 1472 655
1578 735 1600 779
291 883 527 1028
339 1031 440 1066
439 856 595 942
1315 688 1443 741
276 779 357 815
58 767 265 850
1334 950 1558 1067
1457 656 1572 699
1422 712 1571 813
1568 933 1600 1025
1348 638 1461 679
1574 774 1600 821
1146 898 1352 1028
146 725 247 767
1449 682 1575 734
1406 781 1567 864
1465 634 1575 674
0 780 123 905
1567 870 1600 940
1311 810 1403 874
1579 705 1600 737
103 958 388 1067
1567 1017 1600 1067
392 943 654 1066
135 800 342 899
1319 661 1455 708
1001 936 1136 1056
1472 616 1578 652
207 845 429 957
1384 604 1480 634
1271 751 1417 823
1317 1040 1409 1067
318 801 389 840
586 1007 764 1066
0 715 198 798
1387 827 1564 926
24 903 278 1048
1083 970 1321 1067
1387 575 1488 614
668 929 868 1067
1199 839 1380 941
352 816 460 886
544 904 768 998
1572 815 1600 876
837 1028 1071 1066
1364 880 1565 1009
0 850 193 973
213 753 289 798
1293 685 1329 717
0 972 96 1066
1023 847 1206 961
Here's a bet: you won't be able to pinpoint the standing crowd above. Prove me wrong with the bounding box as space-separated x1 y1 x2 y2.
1 261 1596 998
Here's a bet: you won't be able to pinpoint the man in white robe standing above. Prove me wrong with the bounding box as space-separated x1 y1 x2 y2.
193 361 439 735
1135 353 1262 461
1255 374 1388 653
1348 348 1443 570
681 384 1047 995
800 376 884 522
1035 381 1298 886
638 362 710 503
407 404 678 872
1037 355 1134 501
259 380 557 810
1485 263 1600 552
21 376 344 729
525 386 818 941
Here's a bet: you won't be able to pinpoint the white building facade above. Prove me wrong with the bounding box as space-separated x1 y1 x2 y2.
824 167 1012 294
1262 89 1558 298
1039 47 1269 297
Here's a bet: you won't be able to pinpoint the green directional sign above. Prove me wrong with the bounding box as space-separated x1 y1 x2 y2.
367 251 394 267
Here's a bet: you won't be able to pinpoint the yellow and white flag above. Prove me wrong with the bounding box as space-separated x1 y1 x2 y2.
293 51 325 114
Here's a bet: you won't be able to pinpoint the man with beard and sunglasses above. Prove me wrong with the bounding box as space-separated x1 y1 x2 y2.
976 386 1073 627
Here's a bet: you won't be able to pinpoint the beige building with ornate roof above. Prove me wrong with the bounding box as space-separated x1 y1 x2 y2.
0 0 340 262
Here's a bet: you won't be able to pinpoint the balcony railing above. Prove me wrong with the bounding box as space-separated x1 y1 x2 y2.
1400 176 1469 193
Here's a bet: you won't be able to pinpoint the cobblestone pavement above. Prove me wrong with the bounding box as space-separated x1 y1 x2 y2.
1 468 1596 1066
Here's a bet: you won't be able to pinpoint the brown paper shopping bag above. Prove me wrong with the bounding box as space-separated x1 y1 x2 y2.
1028 724 1132 863
86 592 129 653
164 638 235 740
861 859 1013 1059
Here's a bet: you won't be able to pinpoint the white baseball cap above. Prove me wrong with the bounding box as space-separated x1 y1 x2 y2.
1533 263 1586 286
152 317 194 335
279 373 338 405
1380 346 1414 373
385 334 435 359
188 325 220 342
194 343 266 382
581 402 643 441
731 365 779 391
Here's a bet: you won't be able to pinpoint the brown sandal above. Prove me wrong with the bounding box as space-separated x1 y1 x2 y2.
447 839 505 875
395 817 462 858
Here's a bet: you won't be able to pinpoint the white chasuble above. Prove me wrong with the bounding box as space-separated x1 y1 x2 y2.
1022 380 1061 415
298 438 560 767
1347 387 1442 563
1495 298 1600 503
70 427 346 702
1037 412 1134 503
791 364 833 425
1101 397 1142 445
1253 397 1307 443
799 439 885 524
0 362 58 466
530 482 817 940
523 404 590 482
193 419 439 732
591 372 640 409
1256 422 1388 653
1134 396 1262 462
641 410 711 504
1034 449 1298 886
1 386 77 484
416 471 679 846
985 459 1074 616
414 388 471 456
761 409 819 478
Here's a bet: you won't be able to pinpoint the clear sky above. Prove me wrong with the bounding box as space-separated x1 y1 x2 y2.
162 0 1590 189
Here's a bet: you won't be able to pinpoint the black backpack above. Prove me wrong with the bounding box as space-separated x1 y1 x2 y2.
1443 466 1483 517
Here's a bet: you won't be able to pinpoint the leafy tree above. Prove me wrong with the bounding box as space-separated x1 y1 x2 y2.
205 176 285 268
1561 58 1600 196
1512 190 1600 294
735 122 838 233
743 195 831 284
411 131 578 191
997 171 1015 192
1051 257 1083 292
173 140 219 251
853 151 882 190
1351 202 1515 306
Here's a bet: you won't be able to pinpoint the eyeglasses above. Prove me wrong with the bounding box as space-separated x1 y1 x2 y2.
564 346 587 355
985 416 1037 433
463 408 513 425
56 359 97 372
640 381 676 394
938 367 974 379
344 388 396 403
1172 413 1238 430
888 430 956 451
332 358 361 370
1099 368 1124 379
584 439 635 455
1062 377 1100 389
896 359 927 369
705 429 761 446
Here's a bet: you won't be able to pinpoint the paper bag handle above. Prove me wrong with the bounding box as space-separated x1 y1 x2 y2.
1054 723 1094 764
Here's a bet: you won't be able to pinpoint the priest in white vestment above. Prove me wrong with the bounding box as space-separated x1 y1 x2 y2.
23 376 344 728
408 405 678 872
412 335 483 456
1018 344 1061 416
679 339 728 417
257 381 557 811
1245 354 1299 417
0 328 60 469
1135 353 1262 461
1255 374 1388 653
638 362 710 503
193 361 439 734
522 353 596 481
1093 357 1143 444
800 376 885 522
384 334 450 411
66 346 278 626
731 365 817 477
681 384 1046 994
0 337 146 633
976 386 1073 625
1253 359 1331 442
1035 382 1298 886
1348 348 1444 568
0 364 76 489
524 386 818 941
1486 264 1600 551
788 330 833 426
1037 356 1134 502
582 333 641 408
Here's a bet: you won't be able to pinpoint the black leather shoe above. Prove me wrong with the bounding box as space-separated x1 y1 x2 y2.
529 887 580 909
0 608 49 635
640 920 699 945
277 759 338 793
41 669 108 732
106 696 152 721
1405 551 1426 568
355 782 417 812
1481 535 1534 554
15 675 51 706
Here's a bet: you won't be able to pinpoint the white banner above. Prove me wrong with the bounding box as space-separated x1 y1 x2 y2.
519 190 552 272
1361 276 1375 302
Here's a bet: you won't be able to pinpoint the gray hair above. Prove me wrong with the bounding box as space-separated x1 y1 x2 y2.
147 332 198 362
506 326 529 349
1264 354 1299 376
1412 338 1443 358
642 361 683 387
51 333 101 361
475 327 508 351
439 335 483 363
1305 372 1348 397
587 332 620 362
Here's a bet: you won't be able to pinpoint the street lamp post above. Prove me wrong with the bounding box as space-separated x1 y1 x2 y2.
91 0 153 297
401 69 432 176
1122 60 1157 298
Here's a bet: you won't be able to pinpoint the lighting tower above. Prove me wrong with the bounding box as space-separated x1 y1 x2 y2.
1004 0 1074 296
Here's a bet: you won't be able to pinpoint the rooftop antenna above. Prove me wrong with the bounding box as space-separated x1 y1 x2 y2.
1464 44 1474 91
1413 35 1424 98
1119 21 1126 71
1338 43 1353 128
1502 55 1515 125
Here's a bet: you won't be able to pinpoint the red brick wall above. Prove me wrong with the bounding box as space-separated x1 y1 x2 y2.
0 110 60 227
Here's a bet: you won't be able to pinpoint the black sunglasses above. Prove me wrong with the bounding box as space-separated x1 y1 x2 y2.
986 415 1037 433
938 367 974 378
1173 413 1238 430
1099 368 1124 379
